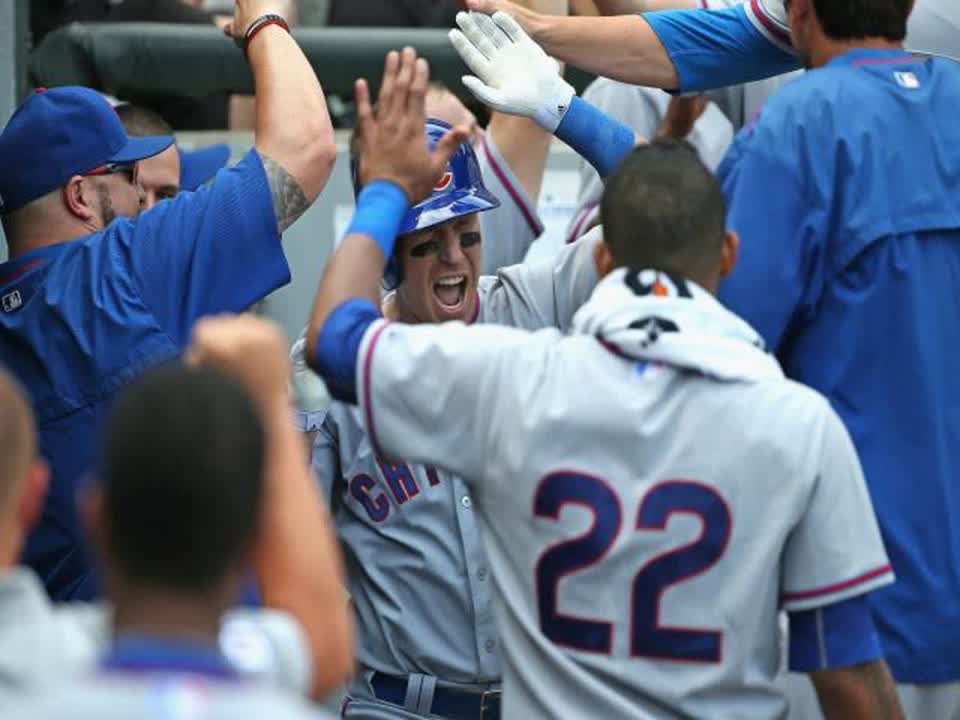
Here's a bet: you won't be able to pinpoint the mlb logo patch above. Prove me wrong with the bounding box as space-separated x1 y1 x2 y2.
1 290 22 313
894 71 920 89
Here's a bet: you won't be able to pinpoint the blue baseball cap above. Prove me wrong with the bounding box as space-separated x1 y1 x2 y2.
0 87 174 213
178 144 231 192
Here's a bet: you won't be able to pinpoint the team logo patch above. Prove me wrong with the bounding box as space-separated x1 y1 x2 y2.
1 290 22 313
433 171 453 193
894 71 919 89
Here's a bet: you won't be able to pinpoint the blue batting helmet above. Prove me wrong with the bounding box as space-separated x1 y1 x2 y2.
351 118 500 288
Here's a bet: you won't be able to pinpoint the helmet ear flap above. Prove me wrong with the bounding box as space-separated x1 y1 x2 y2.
383 252 403 290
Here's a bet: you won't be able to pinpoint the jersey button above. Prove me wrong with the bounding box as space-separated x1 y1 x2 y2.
485 639 496 653
461 496 472 509
478 568 487 581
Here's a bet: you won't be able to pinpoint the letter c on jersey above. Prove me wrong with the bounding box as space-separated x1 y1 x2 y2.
350 473 390 522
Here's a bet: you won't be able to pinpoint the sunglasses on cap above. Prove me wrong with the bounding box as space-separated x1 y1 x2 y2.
83 162 139 185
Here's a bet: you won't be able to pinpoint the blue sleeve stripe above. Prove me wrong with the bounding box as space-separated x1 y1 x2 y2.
309 298 381 405
788 594 884 672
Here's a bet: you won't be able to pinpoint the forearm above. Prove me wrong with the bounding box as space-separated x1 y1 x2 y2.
593 0 697 13
254 401 354 700
248 25 336 203
527 12 679 87
812 661 904 720
555 96 638 178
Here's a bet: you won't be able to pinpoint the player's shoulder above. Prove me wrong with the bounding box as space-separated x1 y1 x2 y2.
741 376 838 443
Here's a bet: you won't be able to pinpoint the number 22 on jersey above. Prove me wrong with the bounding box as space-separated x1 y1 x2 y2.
534 472 731 662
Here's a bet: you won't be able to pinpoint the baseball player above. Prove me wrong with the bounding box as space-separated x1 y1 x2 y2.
290 1 566 433
452 4 960 719
304 47 901 718
0 321 351 706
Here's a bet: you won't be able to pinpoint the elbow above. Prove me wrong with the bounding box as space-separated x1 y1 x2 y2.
301 133 337 203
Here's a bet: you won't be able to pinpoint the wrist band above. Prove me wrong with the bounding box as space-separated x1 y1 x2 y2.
345 180 410 259
238 14 290 57
555 96 636 179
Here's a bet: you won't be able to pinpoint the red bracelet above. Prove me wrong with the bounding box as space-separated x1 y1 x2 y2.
242 14 290 58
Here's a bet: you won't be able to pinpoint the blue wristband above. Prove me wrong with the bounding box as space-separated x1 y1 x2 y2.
345 180 410 258
555 96 636 179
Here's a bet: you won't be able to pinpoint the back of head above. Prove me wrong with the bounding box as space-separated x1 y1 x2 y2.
601 139 726 280
100 364 264 593
810 0 911 42
0 370 35 514
115 104 174 138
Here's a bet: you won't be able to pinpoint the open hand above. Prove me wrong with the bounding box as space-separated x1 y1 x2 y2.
450 11 574 132
354 47 470 203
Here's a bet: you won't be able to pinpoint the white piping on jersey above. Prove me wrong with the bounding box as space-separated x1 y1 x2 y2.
815 608 828 669
744 0 795 54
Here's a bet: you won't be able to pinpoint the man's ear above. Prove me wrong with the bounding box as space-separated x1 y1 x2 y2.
62 176 100 225
592 238 616 278
720 230 740 279
17 459 49 534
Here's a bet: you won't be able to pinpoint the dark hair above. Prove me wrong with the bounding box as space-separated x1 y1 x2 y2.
115 103 175 137
601 139 726 277
787 0 911 41
100 364 265 592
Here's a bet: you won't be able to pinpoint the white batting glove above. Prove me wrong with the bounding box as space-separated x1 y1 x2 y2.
449 11 575 133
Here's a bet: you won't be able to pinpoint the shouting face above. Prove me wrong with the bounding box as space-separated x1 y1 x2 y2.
390 213 483 324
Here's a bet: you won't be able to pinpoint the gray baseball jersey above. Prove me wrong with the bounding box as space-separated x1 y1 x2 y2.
566 79 733 243
6 674 331 720
311 234 598 701
291 131 546 431
0 567 312 704
353 318 892 719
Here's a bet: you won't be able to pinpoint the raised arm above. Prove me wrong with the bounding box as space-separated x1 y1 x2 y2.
188 316 353 701
305 49 468 398
465 0 680 87
227 0 337 232
451 11 638 183
465 0 800 92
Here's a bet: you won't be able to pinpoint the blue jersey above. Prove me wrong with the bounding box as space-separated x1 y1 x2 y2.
0 150 289 601
717 49 960 683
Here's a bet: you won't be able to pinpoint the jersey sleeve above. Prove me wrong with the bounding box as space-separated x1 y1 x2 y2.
121 149 290 346
787 594 884 671
644 4 799 93
482 226 600 332
780 404 894 612
356 319 550 479
220 608 311 696
717 117 826 354
477 133 545 275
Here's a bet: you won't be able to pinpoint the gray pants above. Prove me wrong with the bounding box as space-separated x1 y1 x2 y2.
780 671 960 720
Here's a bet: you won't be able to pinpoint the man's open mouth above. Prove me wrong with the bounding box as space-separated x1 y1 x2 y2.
433 274 467 311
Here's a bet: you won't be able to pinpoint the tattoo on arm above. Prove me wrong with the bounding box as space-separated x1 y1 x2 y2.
258 152 311 233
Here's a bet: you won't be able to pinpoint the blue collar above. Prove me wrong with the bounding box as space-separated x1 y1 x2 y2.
828 48 917 68
101 634 239 680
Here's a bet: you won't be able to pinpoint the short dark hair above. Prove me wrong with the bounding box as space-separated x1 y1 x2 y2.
115 103 174 137
100 364 265 593
788 0 911 41
601 139 726 278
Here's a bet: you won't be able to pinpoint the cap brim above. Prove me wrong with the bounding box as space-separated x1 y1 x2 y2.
109 135 174 165
401 186 501 235
178 144 231 191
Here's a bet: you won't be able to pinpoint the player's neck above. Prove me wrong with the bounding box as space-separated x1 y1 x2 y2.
808 37 904 69
109 582 230 647
0 521 23 570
